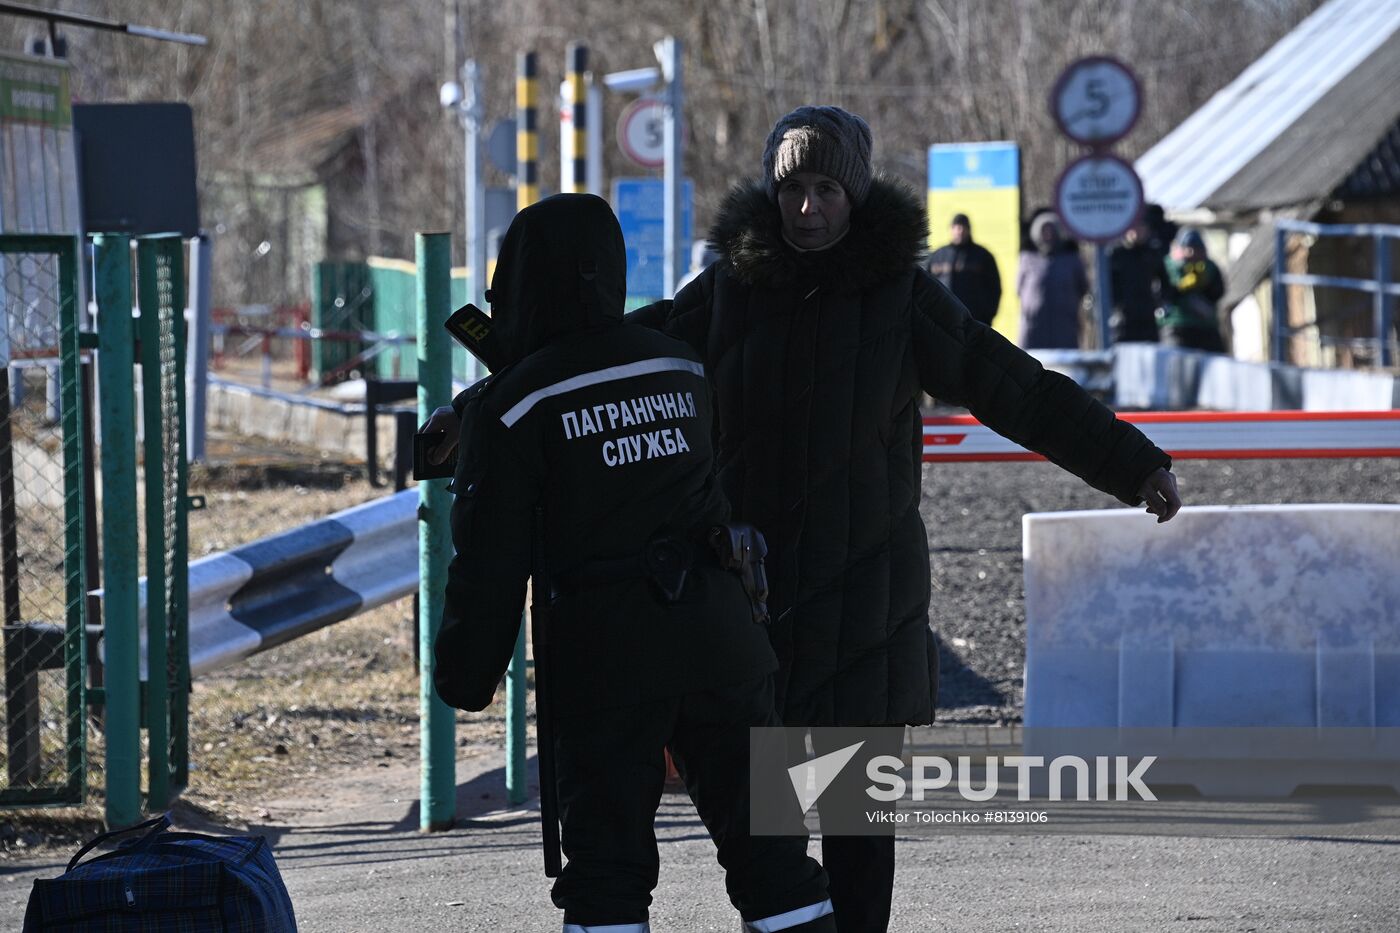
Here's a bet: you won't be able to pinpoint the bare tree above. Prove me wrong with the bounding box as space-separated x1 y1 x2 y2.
0 0 1327 306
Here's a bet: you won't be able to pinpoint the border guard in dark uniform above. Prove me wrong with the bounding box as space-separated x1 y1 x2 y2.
432 194 835 933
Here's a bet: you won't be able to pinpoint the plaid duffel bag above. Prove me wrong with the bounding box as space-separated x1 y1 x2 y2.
22 812 297 932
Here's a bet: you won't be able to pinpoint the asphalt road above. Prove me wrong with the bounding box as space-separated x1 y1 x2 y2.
5 744 1400 932
6 458 1399 930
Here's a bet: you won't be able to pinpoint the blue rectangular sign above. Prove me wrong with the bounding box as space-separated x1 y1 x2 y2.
613 177 694 300
928 142 1019 191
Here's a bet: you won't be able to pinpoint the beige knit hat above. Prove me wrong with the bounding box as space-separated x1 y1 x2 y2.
762 105 874 206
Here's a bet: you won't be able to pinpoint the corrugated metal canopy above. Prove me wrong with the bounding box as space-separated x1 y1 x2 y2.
1136 0 1400 216
1336 119 1400 199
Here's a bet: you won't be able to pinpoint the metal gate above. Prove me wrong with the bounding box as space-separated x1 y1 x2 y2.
90 233 191 826
0 234 85 806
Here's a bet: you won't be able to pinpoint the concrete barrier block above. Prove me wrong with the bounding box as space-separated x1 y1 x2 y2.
1024 505 1400 794
1196 356 1275 410
1269 363 1304 409
205 381 369 458
1302 368 1398 411
1111 343 1207 409
1030 349 1114 396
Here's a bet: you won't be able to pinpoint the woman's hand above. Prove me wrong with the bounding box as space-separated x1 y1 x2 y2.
1137 468 1182 524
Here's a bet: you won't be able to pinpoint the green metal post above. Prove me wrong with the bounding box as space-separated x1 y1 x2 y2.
506 624 526 805
417 232 456 832
56 238 86 801
95 235 141 827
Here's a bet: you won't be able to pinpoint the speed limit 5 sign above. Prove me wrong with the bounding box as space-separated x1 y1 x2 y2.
617 98 665 169
1051 56 1141 149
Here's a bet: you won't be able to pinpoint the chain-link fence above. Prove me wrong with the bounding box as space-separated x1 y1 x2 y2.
0 237 85 807
0 232 430 826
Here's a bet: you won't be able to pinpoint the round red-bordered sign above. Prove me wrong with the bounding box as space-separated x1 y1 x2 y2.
1053 153 1144 243
1050 56 1142 149
617 97 665 169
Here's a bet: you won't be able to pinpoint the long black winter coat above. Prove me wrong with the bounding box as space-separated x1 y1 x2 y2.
1108 242 1166 343
630 178 1170 727
925 240 1002 326
434 194 775 715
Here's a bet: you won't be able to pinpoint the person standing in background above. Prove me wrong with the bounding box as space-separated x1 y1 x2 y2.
1018 212 1088 349
1142 203 1178 262
1108 219 1167 343
1158 227 1226 353
925 213 1001 326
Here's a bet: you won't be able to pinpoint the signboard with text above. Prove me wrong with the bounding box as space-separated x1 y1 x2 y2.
927 142 1021 343
0 52 82 362
0 52 79 236
1054 154 1144 243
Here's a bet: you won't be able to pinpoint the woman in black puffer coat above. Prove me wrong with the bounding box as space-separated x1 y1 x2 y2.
629 105 1181 933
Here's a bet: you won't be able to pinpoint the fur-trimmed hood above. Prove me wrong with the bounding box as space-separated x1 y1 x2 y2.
708 175 928 292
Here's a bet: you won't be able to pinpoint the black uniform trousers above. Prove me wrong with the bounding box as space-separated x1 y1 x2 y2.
806 727 906 933
551 676 832 929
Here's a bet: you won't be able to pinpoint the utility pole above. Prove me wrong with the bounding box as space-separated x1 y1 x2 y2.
587 81 603 197
441 61 487 380
656 37 683 297
463 63 487 319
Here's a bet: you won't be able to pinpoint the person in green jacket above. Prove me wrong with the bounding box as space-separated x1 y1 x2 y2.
1158 228 1226 353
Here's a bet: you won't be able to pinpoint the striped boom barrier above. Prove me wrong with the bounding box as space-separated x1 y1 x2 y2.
924 410 1400 462
563 43 588 194
101 490 418 679
517 51 539 209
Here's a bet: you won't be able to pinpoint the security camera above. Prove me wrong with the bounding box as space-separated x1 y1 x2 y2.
439 81 463 109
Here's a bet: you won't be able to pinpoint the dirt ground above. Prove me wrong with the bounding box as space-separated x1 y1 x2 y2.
2 425 510 857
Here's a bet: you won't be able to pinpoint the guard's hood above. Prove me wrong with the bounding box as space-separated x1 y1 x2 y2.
488 193 627 365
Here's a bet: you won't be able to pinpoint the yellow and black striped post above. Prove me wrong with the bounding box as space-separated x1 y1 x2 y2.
516 51 540 210
505 58 538 810
563 43 588 194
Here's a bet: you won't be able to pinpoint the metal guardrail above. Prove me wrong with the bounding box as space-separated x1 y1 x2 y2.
97 490 417 679
1273 219 1398 367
